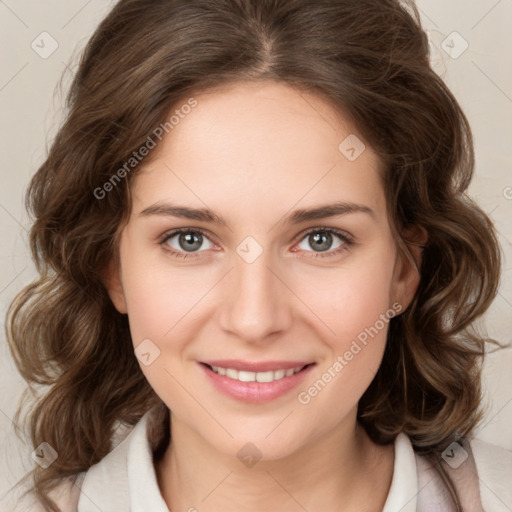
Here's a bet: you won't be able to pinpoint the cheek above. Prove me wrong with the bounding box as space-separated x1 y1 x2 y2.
119 250 205 344
294 247 397 399
295 281 395 427
119 258 198 408
296 246 397 345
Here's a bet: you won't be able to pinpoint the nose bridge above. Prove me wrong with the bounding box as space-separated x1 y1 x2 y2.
218 242 291 341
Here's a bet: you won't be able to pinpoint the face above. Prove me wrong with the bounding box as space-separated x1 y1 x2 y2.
105 80 421 461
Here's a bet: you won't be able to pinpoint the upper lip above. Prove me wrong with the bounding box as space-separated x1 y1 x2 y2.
201 360 315 372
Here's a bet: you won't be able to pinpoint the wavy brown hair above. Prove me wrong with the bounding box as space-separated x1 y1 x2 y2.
5 0 505 510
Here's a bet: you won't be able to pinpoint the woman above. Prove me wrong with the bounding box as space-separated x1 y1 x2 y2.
6 0 512 510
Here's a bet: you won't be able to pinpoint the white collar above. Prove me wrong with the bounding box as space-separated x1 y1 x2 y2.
75 406 463 511
383 431 419 511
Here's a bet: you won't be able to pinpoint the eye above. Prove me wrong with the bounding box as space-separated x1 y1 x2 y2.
159 226 354 260
160 228 215 258
294 228 354 258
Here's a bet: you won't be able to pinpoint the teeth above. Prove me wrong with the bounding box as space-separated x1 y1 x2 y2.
274 369 286 380
210 365 306 382
238 371 256 382
256 371 275 383
226 368 238 379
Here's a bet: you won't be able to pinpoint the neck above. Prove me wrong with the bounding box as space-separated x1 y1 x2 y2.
155 412 394 512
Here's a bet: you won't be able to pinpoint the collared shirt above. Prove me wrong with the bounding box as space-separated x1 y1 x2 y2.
19 405 512 511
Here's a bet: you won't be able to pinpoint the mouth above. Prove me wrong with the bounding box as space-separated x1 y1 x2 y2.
198 361 316 403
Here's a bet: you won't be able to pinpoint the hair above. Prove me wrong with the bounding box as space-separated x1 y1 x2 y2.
5 0 506 510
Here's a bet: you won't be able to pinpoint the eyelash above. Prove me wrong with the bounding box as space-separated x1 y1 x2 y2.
159 227 355 260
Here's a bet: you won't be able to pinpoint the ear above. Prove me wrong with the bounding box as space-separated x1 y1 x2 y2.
391 225 428 313
102 258 128 314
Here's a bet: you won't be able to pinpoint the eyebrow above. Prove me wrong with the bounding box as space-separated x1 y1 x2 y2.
138 201 375 226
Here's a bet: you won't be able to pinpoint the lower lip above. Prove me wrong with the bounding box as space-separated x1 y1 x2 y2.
199 363 316 403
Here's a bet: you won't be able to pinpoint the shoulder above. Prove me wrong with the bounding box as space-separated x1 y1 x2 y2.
469 436 512 509
413 435 512 511
9 405 167 512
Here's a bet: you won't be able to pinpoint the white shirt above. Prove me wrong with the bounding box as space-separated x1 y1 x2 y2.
19 405 512 511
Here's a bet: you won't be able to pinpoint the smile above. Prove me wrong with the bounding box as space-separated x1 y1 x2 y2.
199 362 316 403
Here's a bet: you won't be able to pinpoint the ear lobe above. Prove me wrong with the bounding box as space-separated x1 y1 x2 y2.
392 225 428 312
102 258 128 314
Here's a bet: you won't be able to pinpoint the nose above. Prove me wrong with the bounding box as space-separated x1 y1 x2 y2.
218 249 293 343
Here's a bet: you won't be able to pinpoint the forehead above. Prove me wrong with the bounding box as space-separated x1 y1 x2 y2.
131 80 386 225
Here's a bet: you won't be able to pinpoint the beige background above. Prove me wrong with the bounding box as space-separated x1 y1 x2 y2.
1 0 511 507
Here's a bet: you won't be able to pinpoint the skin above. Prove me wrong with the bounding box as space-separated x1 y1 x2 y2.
105 80 425 511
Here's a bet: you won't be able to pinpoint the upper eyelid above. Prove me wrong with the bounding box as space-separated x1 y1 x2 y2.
160 227 218 246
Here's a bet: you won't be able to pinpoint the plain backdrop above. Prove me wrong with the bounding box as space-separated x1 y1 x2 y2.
1 0 511 507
